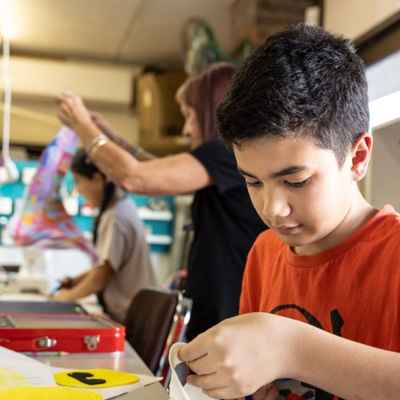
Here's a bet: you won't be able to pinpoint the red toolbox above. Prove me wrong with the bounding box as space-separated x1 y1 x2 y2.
0 302 125 353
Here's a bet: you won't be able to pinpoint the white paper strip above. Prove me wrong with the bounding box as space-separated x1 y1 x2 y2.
168 343 214 400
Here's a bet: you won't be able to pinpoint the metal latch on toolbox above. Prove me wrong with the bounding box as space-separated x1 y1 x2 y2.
84 335 100 351
36 336 57 349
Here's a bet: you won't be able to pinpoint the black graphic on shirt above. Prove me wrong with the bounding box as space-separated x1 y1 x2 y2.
270 304 344 400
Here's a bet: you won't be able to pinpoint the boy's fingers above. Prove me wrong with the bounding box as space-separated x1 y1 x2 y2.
178 336 209 363
204 386 240 400
186 372 226 391
186 354 216 375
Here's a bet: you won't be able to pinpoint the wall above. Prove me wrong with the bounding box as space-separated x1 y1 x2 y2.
369 121 400 210
324 0 400 38
0 56 140 147
0 98 139 147
363 48 400 207
366 49 400 101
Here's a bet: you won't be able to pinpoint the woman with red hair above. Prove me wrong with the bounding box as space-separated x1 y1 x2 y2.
58 63 265 340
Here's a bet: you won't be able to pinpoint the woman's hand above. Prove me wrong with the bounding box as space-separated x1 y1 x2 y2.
58 93 94 131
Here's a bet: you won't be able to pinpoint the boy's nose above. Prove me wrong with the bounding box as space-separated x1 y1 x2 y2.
262 188 291 222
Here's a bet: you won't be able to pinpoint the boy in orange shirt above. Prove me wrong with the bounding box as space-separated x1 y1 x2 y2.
179 24 400 400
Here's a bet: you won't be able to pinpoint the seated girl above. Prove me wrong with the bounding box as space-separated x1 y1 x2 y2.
52 149 157 323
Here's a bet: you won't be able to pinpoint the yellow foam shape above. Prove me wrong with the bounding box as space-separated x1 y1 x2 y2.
0 386 102 400
55 369 140 388
0 368 27 387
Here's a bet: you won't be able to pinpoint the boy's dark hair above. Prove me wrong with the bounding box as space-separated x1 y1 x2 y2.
71 149 115 244
217 24 369 165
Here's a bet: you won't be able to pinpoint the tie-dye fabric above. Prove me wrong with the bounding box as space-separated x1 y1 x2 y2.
8 127 97 261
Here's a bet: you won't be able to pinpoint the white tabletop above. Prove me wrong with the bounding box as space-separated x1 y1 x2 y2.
33 344 169 400
0 249 169 399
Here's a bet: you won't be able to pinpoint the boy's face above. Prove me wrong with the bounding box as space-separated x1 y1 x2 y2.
233 135 366 255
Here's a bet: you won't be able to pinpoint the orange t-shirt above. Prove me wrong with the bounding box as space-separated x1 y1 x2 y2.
240 205 400 399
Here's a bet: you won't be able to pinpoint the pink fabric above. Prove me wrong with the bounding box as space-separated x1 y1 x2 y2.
9 127 97 261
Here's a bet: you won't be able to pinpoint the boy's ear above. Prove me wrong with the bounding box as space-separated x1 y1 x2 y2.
351 132 373 181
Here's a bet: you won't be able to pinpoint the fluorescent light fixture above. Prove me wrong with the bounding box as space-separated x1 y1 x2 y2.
369 90 400 130
0 161 19 183
1 21 19 184
1 22 17 40
0 0 18 39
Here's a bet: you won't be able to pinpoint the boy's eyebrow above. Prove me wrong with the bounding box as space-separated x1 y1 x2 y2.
237 168 259 179
270 166 307 179
237 166 307 180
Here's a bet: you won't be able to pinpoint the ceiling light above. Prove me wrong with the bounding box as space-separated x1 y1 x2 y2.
1 30 19 183
0 0 18 40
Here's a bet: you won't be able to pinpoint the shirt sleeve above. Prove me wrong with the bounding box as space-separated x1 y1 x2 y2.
191 139 245 194
96 221 130 272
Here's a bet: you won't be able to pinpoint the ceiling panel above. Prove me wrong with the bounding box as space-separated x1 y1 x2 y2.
118 0 235 64
3 0 311 66
5 0 235 65
7 0 144 59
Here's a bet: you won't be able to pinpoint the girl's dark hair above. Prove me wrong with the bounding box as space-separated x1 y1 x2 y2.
71 149 116 244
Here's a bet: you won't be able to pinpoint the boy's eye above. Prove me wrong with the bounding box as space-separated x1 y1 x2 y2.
285 178 310 188
245 180 262 188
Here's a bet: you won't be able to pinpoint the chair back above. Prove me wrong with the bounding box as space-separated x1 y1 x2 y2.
125 288 179 373
157 292 192 382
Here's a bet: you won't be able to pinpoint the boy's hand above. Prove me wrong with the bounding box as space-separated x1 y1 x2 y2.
179 313 299 399
58 93 94 131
